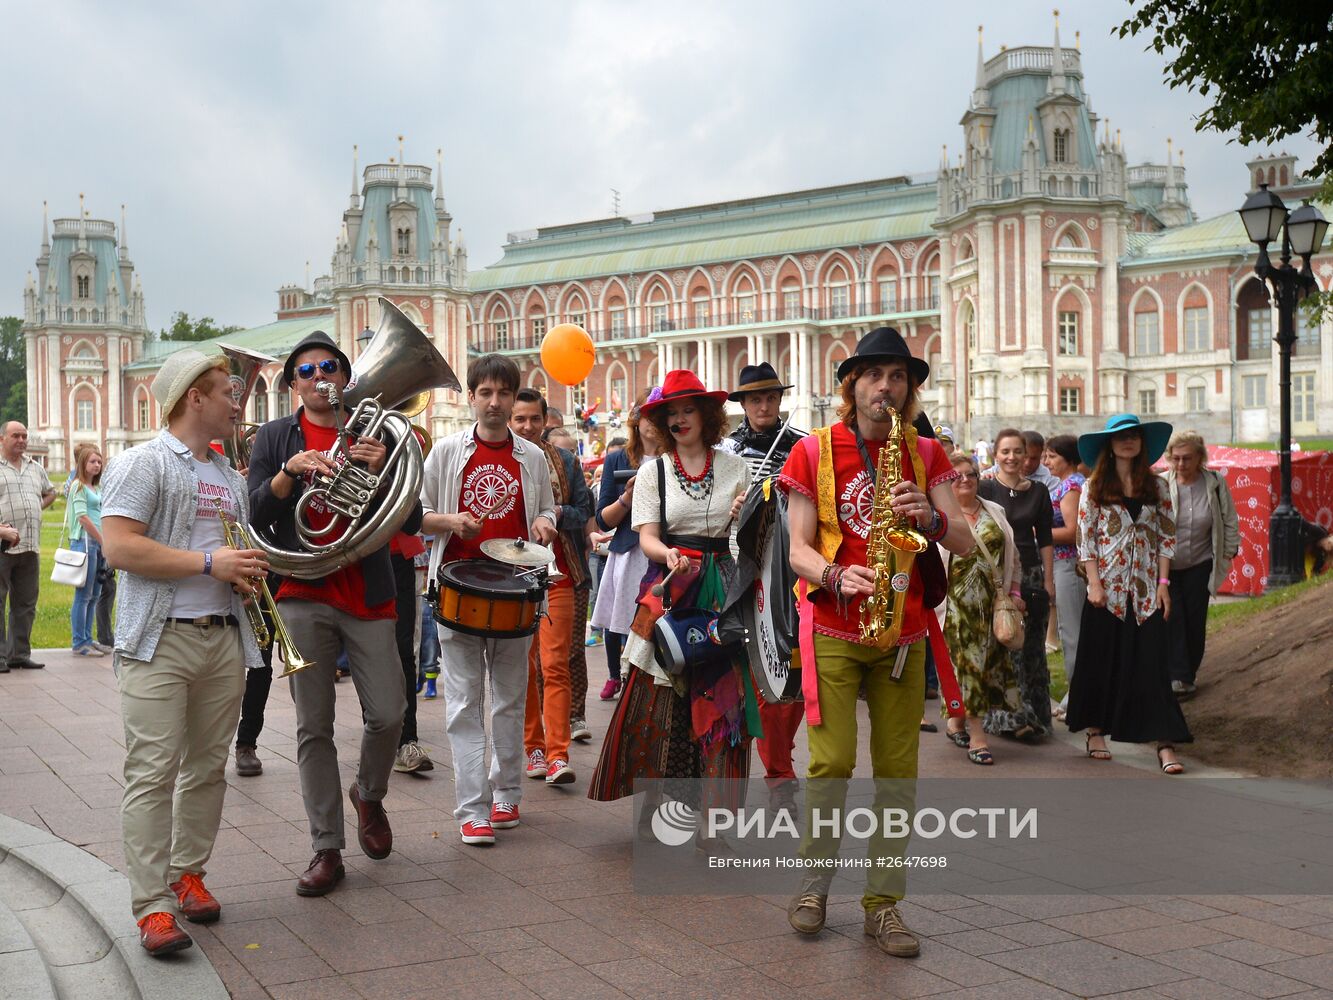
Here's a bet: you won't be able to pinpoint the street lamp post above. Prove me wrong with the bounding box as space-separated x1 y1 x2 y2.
1237 184 1329 588
356 325 375 356
811 393 832 428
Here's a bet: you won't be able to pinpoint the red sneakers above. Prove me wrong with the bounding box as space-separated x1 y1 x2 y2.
460 821 496 845
546 758 575 785
170 872 221 924
138 912 193 955
490 802 520 829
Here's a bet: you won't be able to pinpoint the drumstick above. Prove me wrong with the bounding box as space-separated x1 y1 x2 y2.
650 562 685 598
474 492 510 519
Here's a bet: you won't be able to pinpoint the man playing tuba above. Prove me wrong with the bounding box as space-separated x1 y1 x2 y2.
778 327 971 958
247 330 421 898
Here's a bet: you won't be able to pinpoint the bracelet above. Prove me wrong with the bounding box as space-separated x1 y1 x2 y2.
1157 577 1170 585
924 508 948 543
1009 588 1021 598
820 562 835 590
281 463 299 480
202 551 213 576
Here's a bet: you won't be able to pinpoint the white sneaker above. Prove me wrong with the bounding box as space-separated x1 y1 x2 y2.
393 741 433 773
525 748 547 779
570 718 592 742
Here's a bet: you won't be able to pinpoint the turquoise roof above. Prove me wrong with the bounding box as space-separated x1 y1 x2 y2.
353 182 437 264
125 313 333 373
990 74 1098 174
469 177 938 291
51 233 125 305
1120 201 1332 267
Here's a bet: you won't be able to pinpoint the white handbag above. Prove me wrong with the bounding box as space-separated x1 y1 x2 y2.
50 513 89 587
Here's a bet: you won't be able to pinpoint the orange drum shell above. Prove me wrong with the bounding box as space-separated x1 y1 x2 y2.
433 560 543 638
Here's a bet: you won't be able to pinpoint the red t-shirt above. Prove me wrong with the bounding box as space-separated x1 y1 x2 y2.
275 413 395 620
780 423 956 645
441 433 529 562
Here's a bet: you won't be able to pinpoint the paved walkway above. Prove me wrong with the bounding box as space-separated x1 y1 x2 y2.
2 649 1331 1000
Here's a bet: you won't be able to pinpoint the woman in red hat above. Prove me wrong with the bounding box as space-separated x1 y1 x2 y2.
588 371 752 843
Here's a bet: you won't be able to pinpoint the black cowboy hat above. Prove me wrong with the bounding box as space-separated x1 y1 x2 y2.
282 330 353 389
836 326 929 385
727 361 794 401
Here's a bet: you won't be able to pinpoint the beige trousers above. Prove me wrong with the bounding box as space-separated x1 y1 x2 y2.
118 621 245 921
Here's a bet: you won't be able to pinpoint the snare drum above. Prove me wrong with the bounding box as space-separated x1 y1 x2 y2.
432 559 546 638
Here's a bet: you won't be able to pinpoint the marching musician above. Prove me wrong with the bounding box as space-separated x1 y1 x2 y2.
511 389 594 786
247 331 419 897
102 349 267 955
420 356 558 845
778 328 971 958
717 362 806 799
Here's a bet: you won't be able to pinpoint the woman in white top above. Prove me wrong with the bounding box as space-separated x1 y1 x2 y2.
68 444 107 657
588 371 749 819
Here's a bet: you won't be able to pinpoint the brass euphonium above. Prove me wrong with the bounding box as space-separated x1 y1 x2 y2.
858 406 929 652
249 297 461 580
210 498 312 677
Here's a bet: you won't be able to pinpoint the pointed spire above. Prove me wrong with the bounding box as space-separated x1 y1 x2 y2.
971 25 988 107
1167 136 1173 164
1074 30 1080 51
1049 8 1066 93
119 204 128 259
398 134 405 166
78 192 88 250
305 260 310 292
350 144 360 209
40 200 49 252
941 143 949 168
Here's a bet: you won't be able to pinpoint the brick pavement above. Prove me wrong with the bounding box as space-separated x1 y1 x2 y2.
2 649 1332 999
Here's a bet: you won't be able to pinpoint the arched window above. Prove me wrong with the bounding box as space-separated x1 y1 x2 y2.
396 228 411 255
692 290 710 327
781 280 801 319
825 265 849 318
733 277 756 324
76 275 90 299
960 301 977 351
1053 129 1069 163
1133 301 1161 355
252 377 269 424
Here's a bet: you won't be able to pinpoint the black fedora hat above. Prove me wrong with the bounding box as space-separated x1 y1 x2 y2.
282 330 353 389
727 361 794 401
836 326 929 385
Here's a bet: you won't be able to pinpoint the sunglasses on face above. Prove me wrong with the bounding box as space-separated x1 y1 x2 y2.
296 359 341 380
958 472 980 481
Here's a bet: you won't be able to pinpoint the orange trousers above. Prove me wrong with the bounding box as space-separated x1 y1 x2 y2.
757 700 805 781
525 583 574 762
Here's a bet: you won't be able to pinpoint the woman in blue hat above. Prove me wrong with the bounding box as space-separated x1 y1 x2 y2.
1064 415 1191 774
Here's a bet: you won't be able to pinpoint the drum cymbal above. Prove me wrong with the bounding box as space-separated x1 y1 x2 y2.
480 537 555 567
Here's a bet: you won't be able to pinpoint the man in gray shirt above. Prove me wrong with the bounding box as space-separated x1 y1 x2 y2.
102 348 267 956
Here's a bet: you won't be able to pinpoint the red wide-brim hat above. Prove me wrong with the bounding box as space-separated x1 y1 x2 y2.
640 369 730 412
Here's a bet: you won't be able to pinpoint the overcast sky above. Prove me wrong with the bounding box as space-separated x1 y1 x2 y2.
2 0 1321 331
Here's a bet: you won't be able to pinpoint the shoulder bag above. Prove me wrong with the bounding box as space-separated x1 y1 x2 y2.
51 490 89 587
966 512 1024 651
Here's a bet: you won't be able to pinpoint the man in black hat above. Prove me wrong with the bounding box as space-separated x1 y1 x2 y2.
778 326 972 958
718 362 804 481
247 330 420 898
719 361 807 796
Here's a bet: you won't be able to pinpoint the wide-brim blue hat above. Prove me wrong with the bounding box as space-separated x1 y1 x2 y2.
1077 413 1174 469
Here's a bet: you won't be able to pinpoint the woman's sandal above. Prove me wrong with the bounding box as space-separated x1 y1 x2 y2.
945 724 970 749
967 747 994 765
1085 734 1112 760
1157 747 1184 775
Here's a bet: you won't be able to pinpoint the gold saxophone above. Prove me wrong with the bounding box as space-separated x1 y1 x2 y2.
858 407 929 652
211 498 313 678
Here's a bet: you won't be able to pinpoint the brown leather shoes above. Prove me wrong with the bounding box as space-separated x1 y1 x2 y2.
348 785 392 860
138 912 193 955
296 849 345 897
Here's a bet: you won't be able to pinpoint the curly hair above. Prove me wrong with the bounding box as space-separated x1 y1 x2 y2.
647 396 727 450
834 360 920 426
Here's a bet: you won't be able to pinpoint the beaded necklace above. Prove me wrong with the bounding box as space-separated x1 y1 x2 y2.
670 449 713 501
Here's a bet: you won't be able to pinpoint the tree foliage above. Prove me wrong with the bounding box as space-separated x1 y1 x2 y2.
159 311 243 342
1119 1 1333 190
0 317 27 426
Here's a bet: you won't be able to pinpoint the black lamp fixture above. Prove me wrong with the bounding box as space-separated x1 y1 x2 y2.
356 325 375 352
1235 183 1328 588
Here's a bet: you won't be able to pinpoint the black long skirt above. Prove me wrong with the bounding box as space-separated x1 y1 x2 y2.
1064 603 1192 744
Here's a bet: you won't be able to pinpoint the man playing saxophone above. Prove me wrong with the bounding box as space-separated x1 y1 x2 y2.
778 327 971 958
101 349 268 955
247 331 419 898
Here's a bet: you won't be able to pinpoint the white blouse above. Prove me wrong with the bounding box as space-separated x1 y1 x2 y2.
631 450 750 540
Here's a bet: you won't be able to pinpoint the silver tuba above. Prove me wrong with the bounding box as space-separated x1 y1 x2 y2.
253 297 461 580
216 343 277 470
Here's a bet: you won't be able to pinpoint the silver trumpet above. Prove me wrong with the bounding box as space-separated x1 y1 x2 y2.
252 297 461 580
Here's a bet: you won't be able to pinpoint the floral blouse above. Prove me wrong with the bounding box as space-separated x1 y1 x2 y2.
1076 477 1175 624
1051 473 1085 561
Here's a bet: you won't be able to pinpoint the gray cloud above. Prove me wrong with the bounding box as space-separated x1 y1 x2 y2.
2 0 1321 331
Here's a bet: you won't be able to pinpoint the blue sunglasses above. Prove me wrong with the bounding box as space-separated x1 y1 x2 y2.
295 359 341 380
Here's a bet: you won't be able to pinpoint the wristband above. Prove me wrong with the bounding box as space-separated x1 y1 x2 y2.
924 508 948 543
281 463 299 480
1009 588 1021 598
202 551 213 576
1157 577 1170 585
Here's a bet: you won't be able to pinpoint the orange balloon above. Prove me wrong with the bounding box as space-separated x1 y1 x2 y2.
540 323 595 387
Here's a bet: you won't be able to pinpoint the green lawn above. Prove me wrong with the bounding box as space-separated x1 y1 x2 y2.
30 499 86 650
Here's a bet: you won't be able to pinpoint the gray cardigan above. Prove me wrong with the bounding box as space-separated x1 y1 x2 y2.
1164 467 1240 595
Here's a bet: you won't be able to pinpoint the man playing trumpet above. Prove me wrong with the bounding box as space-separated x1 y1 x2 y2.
102 349 269 955
248 331 419 897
